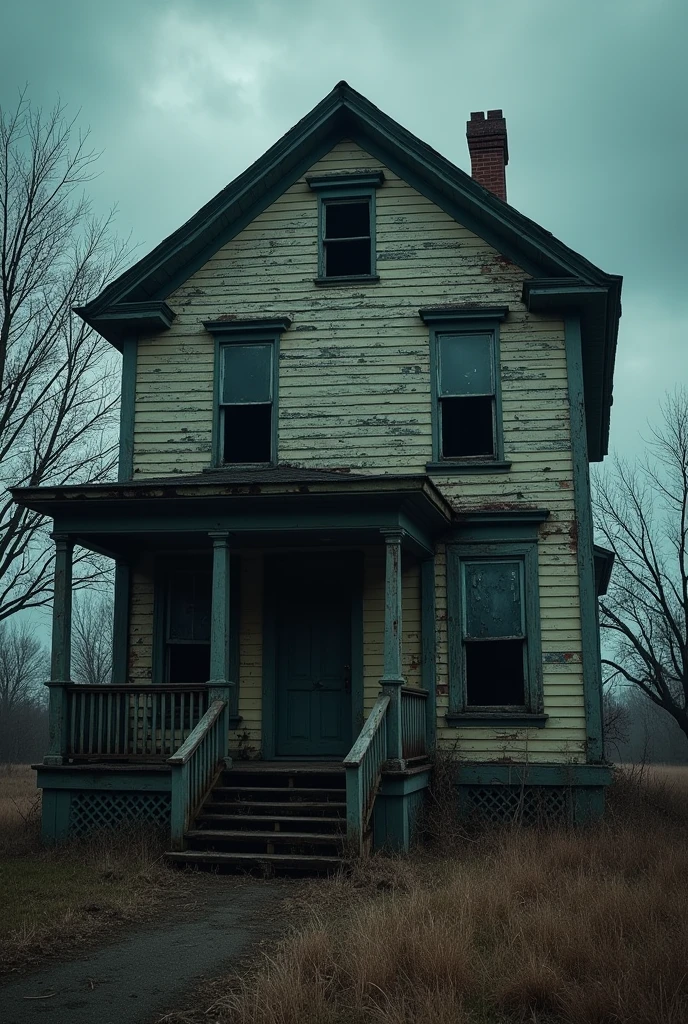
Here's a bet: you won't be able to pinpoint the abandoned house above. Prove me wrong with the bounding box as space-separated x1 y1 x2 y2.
12 82 621 869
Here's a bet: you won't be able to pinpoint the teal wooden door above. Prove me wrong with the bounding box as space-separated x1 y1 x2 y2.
275 564 352 758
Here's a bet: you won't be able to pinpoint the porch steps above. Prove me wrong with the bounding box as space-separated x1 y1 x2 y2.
166 763 348 874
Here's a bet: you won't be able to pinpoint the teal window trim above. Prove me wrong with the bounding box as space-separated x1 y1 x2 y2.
207 324 286 468
308 174 382 284
421 307 507 467
447 540 544 719
152 554 241 722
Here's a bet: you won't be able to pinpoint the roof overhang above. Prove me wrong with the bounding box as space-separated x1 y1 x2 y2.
11 473 454 560
523 278 622 461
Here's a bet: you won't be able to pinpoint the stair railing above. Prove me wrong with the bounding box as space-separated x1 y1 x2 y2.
343 694 390 856
168 687 231 851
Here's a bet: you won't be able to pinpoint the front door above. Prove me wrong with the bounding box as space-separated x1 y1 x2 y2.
274 559 352 758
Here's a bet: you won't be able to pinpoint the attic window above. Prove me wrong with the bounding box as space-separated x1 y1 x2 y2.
323 199 371 277
307 171 383 285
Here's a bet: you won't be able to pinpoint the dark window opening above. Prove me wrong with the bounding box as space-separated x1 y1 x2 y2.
323 200 371 277
465 639 525 706
223 404 272 463
167 644 210 685
441 395 494 458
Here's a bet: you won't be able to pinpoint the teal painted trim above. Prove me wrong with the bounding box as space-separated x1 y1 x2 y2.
204 317 292 335
209 534 231 681
566 315 604 761
44 682 69 764
112 561 130 683
571 785 606 822
75 303 174 351
313 274 380 286
594 543 615 597
351 553 365 737
36 768 172 792
50 536 73 682
118 338 137 481
448 511 548 544
379 766 432 797
212 328 284 468
426 460 512 475
447 540 544 716
427 317 505 464
307 170 385 190
455 763 613 787
419 306 508 325
382 530 403 680
446 713 548 728
40 789 71 843
261 561 277 760
317 184 377 282
421 558 437 751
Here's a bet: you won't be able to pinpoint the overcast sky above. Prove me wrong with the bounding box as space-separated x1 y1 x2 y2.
2 0 687 461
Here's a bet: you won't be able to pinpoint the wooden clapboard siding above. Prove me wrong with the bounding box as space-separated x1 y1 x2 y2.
230 552 263 753
128 555 154 684
127 139 588 764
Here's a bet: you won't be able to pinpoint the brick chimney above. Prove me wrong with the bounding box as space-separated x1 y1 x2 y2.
466 110 509 201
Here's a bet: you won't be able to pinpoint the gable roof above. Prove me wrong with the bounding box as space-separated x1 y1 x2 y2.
74 81 622 460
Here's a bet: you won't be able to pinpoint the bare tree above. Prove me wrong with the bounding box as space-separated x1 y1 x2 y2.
0 618 48 762
72 594 113 684
594 389 688 744
0 91 130 622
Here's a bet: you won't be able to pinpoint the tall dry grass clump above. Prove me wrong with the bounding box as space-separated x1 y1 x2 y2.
201 766 688 1024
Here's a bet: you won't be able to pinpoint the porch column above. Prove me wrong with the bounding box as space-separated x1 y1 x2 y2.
208 532 234 711
380 529 404 762
45 534 74 765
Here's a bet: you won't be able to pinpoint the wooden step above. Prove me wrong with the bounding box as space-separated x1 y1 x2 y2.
196 813 345 830
165 849 344 871
205 800 346 812
186 829 344 845
212 786 345 796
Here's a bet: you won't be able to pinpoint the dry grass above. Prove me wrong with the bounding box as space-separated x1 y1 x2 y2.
0 764 184 973
171 765 688 1024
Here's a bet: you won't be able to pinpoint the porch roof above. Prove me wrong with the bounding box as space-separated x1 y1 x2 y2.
12 469 454 558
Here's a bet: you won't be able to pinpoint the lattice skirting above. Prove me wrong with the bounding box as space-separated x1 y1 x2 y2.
68 791 171 837
459 785 571 825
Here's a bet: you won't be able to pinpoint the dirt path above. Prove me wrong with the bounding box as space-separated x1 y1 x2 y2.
1 877 289 1024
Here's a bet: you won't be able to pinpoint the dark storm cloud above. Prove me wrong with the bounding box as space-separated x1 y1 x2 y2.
1 0 686 454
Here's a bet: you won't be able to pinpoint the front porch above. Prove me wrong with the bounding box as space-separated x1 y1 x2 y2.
19 470 448 861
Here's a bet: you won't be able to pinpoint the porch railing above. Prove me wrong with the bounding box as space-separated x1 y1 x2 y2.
401 686 428 760
168 693 230 850
343 694 390 855
46 683 210 762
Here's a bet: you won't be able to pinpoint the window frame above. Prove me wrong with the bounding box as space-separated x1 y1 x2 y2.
152 554 241 723
446 540 545 725
420 307 509 472
204 318 290 469
307 171 384 286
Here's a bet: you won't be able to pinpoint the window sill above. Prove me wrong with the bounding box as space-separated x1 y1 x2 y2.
204 462 276 473
445 713 549 729
426 460 512 475
313 274 380 287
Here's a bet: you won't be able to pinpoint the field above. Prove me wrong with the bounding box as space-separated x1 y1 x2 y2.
0 764 183 972
165 763 688 1024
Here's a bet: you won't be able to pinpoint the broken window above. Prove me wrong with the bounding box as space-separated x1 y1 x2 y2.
166 569 211 684
437 332 496 459
323 199 372 277
220 343 273 463
462 560 526 707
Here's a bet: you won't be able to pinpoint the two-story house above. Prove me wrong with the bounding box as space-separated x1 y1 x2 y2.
14 82 621 870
